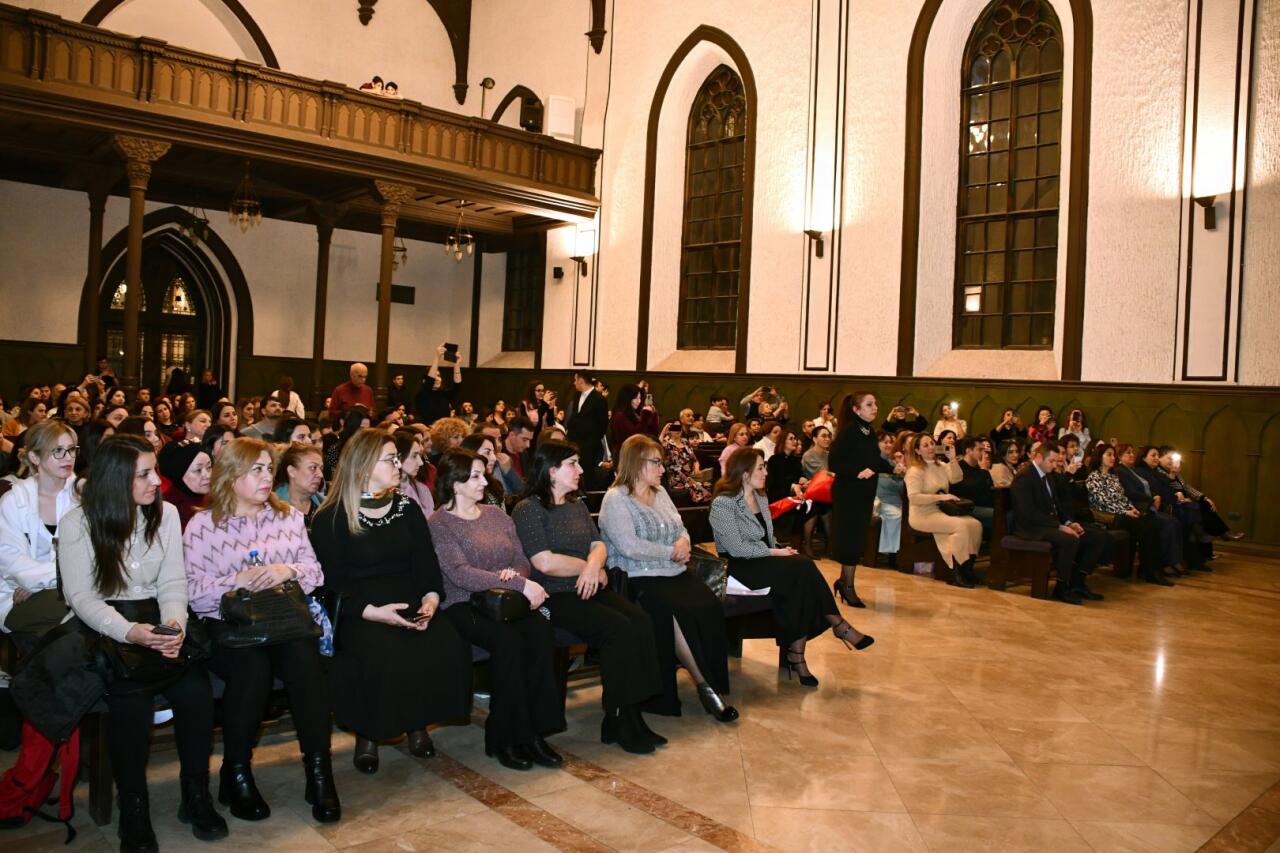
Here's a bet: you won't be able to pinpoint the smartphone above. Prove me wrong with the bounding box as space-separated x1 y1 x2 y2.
151 624 181 636
441 342 459 364
644 393 655 409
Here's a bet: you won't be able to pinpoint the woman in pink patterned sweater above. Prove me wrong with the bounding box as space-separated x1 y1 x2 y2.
182 438 339 825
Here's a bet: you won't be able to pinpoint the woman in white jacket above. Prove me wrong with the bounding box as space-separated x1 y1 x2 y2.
0 419 79 648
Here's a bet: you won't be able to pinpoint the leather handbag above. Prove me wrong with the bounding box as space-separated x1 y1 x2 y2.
469 588 530 622
605 567 632 601
937 496 975 517
214 581 320 649
688 546 729 601
99 599 206 685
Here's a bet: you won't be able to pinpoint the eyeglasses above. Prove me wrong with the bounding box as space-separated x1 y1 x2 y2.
48 446 80 459
379 454 402 467
642 457 664 468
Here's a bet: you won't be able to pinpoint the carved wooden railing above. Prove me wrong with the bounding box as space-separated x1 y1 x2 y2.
0 5 598 204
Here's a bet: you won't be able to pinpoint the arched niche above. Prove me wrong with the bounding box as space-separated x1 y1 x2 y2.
1147 404 1195 458
1253 413 1280 545
82 0 280 68
1097 400 1141 447
1199 407 1250 530
967 394 1001 438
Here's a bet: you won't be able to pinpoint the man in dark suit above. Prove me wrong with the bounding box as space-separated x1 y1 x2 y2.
566 370 609 489
950 436 996 534
1011 441 1108 605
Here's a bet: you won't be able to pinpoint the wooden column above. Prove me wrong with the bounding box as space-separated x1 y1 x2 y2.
112 135 170 394
310 218 334 411
82 181 109 374
372 180 415 408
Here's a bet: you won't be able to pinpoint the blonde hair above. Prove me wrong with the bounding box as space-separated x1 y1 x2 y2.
17 420 77 478
317 428 395 535
206 437 289 524
428 417 468 452
613 434 662 495
903 432 935 468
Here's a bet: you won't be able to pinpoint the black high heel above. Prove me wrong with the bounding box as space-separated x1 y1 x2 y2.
833 579 866 608
781 649 819 687
834 621 875 651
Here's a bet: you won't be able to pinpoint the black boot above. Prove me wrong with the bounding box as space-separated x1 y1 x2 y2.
602 707 654 754
353 736 379 774
634 708 668 746
885 552 898 570
956 557 980 588
303 752 342 824
178 773 229 841
218 761 270 821
117 791 159 853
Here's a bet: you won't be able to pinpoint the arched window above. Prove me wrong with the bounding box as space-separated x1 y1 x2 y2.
678 65 747 350
955 0 1063 349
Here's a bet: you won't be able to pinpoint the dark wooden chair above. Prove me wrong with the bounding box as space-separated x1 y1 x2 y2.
899 491 948 583
988 488 1053 599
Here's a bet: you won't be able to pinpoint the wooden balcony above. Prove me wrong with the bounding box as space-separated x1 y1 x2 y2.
0 4 600 233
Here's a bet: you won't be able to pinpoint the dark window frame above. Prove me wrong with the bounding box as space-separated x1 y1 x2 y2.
501 243 545 352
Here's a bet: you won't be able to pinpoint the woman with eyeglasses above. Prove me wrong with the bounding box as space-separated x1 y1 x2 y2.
598 435 737 724
0 420 79 648
310 430 471 774
429 448 565 771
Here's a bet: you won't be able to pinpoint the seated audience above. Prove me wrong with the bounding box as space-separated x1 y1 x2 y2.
711 448 871 689
154 398 177 436
990 408 1027 445
598 435 736 723
991 439 1022 488
802 424 832 477
427 416 468 462
933 402 968 439
935 429 958 463
538 423 568 445
324 406 371 482
495 416 535 496
765 427 825 556
59 391 91 432
429 449 565 771
1 396 45 437
183 438 338 823
705 394 735 434
881 403 928 435
1157 446 1244 550
459 433 507 507
158 442 212 529
719 422 750 470
103 405 130 429
382 430 430 518
182 409 213 445
236 398 258 430
753 420 782 461
213 402 239 432
242 394 283 440
812 401 837 434
273 416 313 446
73 420 115 481
272 376 306 419
311 430 471 773
117 414 163 454
0 421 78 648
59 435 227 848
1059 408 1091 457
512 440 666 754
1085 443 1176 586
903 433 983 588
1011 441 1109 604
874 432 906 568
201 423 236 461
659 419 711 505
1135 445 1206 573
1027 405 1057 444
949 437 997 532
274 442 325 526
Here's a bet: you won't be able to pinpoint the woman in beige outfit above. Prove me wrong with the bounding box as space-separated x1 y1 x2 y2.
904 433 982 587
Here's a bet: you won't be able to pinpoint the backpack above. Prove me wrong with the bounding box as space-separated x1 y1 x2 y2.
0 720 79 841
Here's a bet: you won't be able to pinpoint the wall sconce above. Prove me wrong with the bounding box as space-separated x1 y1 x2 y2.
804 229 825 259
568 255 588 276
1194 195 1218 230
552 266 564 280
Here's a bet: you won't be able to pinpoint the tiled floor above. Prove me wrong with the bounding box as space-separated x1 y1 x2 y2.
4 550 1279 852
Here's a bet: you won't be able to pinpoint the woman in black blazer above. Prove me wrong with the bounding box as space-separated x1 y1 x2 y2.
709 448 872 688
828 392 896 607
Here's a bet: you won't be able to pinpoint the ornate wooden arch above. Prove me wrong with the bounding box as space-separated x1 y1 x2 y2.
491 84 540 124
898 0 1093 379
81 0 280 68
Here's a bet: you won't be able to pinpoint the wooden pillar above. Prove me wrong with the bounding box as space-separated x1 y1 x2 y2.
310 219 334 411
112 135 170 394
83 182 109 374
372 180 415 408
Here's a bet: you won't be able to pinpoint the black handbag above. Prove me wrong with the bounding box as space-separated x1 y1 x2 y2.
214 581 320 649
469 588 530 622
688 546 728 601
937 495 975 517
100 599 206 685
605 567 632 601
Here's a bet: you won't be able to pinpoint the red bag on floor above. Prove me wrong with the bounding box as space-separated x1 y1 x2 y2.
0 720 79 841
804 470 835 504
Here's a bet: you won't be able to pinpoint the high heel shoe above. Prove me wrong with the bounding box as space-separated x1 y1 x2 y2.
833 621 875 651
780 649 819 687
833 579 866 608
696 682 739 723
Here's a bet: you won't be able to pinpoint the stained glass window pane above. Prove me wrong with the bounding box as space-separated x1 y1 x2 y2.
108 282 149 312
162 277 196 315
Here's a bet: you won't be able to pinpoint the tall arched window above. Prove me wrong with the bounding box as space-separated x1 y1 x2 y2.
955 0 1063 349
678 65 747 350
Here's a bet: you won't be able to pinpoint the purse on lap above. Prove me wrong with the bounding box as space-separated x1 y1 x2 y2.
214 581 321 648
469 588 531 622
936 491 975 517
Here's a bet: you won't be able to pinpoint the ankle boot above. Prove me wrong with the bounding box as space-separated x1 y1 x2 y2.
303 751 342 823
617 706 657 753
218 761 270 821
956 557 980 588
178 773 229 840
635 709 668 746
118 791 159 853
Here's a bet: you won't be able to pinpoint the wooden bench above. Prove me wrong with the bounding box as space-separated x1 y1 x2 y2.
899 491 949 583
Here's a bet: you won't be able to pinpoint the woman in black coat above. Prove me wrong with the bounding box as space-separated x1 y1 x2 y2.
828 392 896 608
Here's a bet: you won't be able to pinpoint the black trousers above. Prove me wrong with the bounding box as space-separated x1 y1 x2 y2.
444 605 565 750
727 556 839 647
105 663 213 795
630 572 730 716
209 635 331 764
1198 497 1230 537
1030 526 1107 589
545 588 661 711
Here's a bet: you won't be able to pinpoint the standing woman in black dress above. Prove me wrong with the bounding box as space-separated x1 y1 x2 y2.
310 429 472 774
829 391 896 607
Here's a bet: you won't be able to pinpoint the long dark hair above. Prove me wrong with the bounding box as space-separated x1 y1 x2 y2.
836 391 874 435
272 416 306 444
200 424 234 458
713 447 765 498
337 405 370 449
81 435 163 597
613 384 643 420
75 419 116 479
520 439 581 507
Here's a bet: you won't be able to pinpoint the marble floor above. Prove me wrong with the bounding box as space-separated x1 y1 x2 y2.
4 549 1280 852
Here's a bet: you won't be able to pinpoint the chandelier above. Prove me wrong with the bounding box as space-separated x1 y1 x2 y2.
228 161 262 233
178 207 211 243
392 235 408 270
443 202 473 262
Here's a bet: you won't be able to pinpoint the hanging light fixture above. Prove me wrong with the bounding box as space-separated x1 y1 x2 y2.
228 161 263 233
178 207 211 244
391 235 408 270
442 201 473 262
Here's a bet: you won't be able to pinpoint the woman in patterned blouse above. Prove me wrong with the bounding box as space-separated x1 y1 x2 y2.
1085 443 1177 586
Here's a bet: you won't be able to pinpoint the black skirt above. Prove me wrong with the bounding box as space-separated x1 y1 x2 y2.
830 477 876 565
630 572 730 715
728 555 839 646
